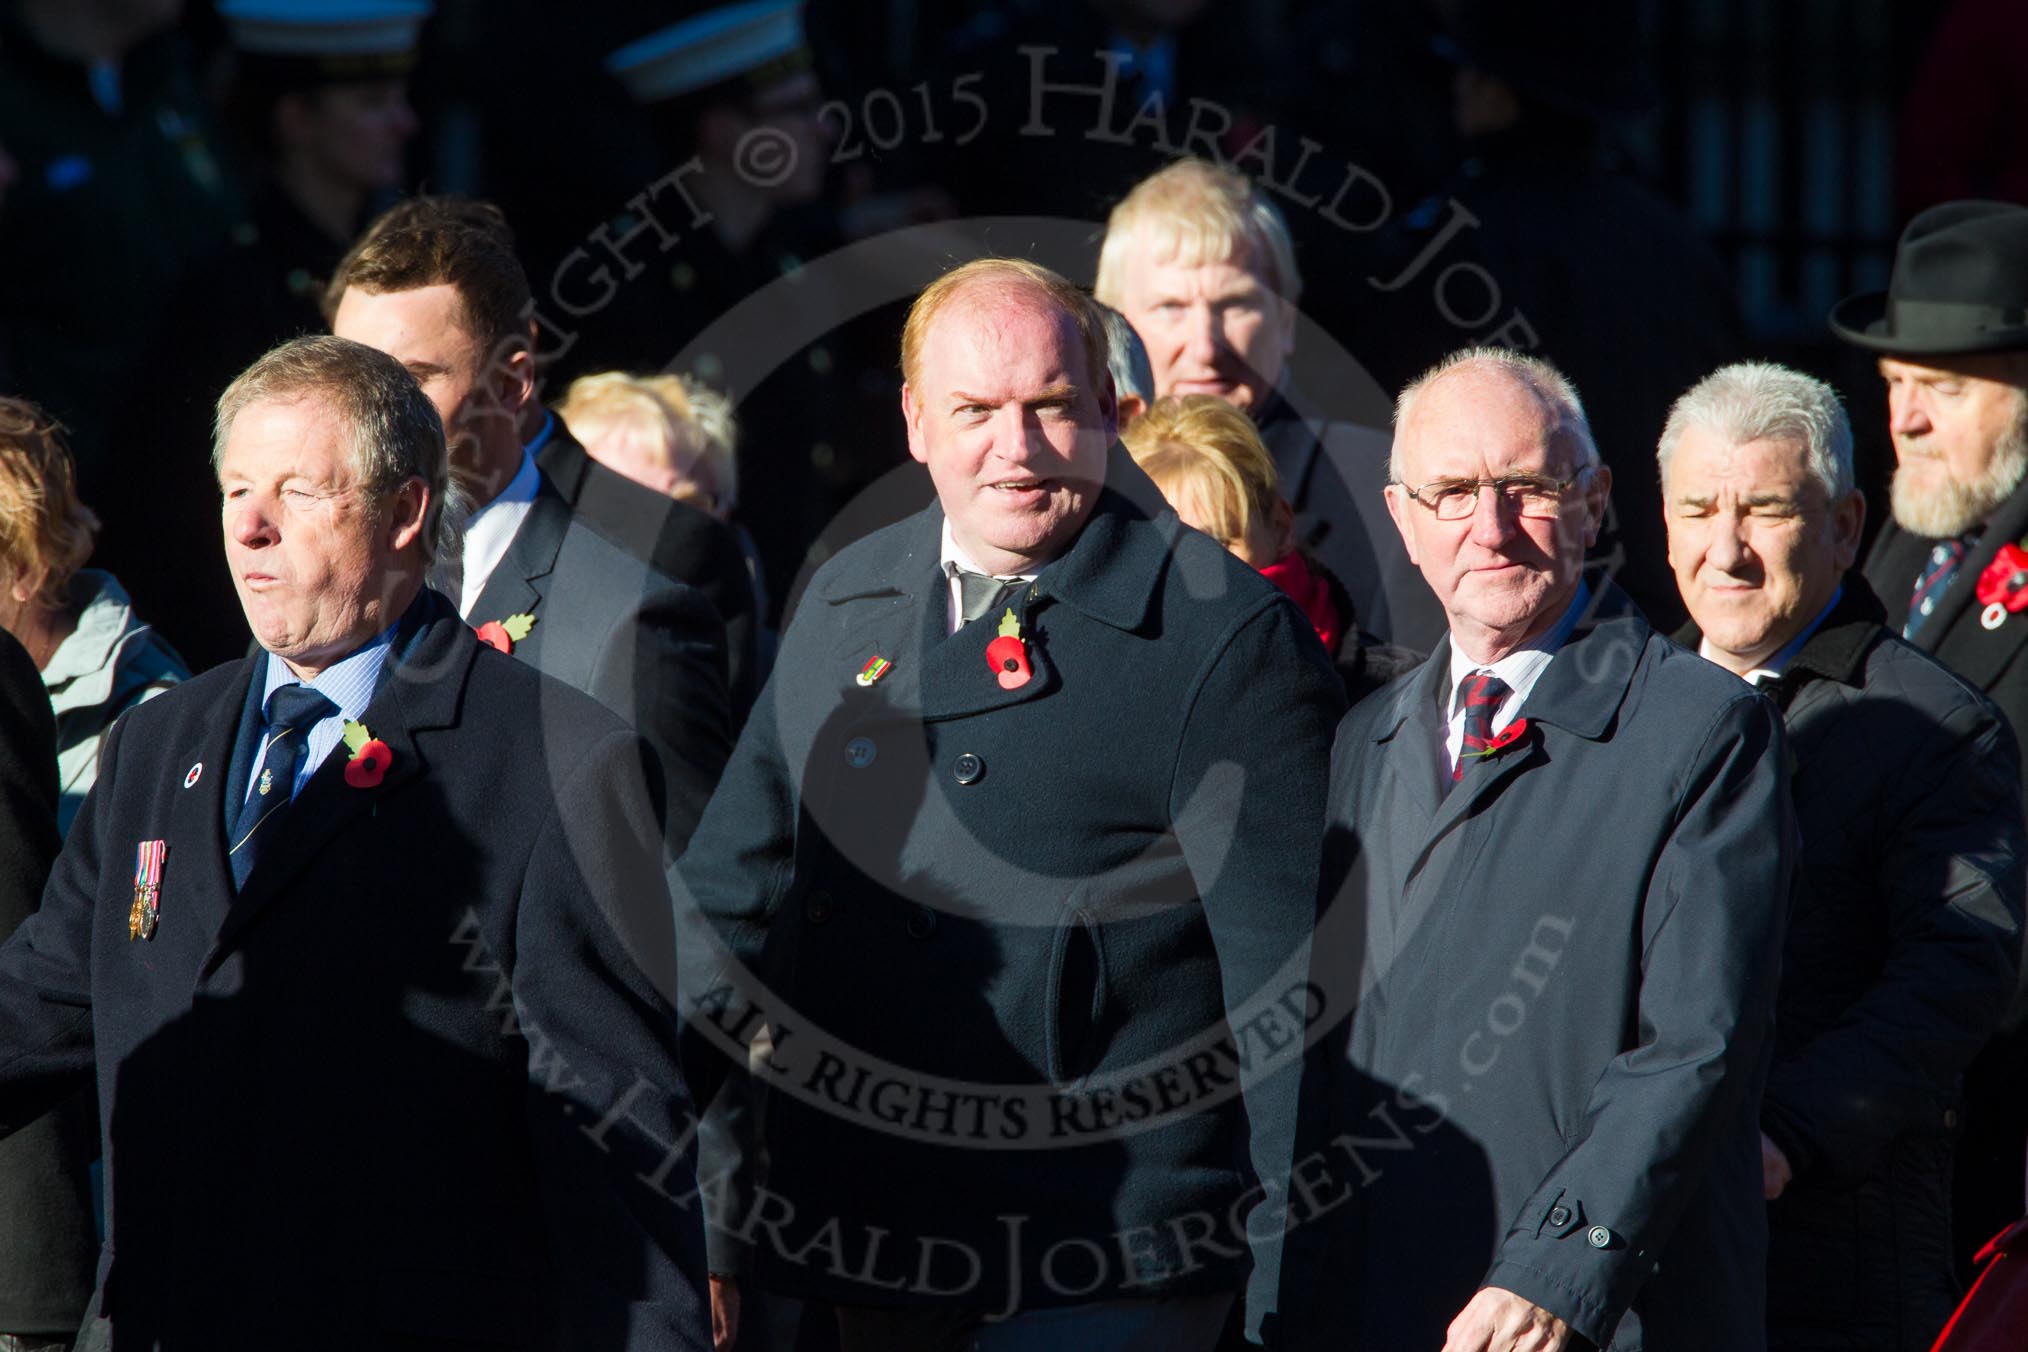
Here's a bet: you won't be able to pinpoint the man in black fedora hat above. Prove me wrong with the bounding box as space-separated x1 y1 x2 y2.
1833 196 2028 1277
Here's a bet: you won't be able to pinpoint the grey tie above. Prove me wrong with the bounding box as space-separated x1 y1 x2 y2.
957 569 1016 626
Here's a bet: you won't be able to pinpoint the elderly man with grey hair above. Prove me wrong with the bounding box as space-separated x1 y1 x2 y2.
1664 361 2024 1352
1097 157 1443 649
1315 347 1793 1352
0 335 715 1349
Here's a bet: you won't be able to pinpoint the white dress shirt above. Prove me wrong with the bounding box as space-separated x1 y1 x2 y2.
1442 583 1590 776
939 520 1038 635
456 448 541 619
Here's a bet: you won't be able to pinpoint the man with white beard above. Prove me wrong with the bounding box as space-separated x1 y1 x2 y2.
1833 198 2028 1278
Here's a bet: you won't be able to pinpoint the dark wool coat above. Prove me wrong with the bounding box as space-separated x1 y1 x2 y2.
677 460 1346 1343
1682 577 2024 1349
0 593 711 1350
466 476 732 854
0 629 94 1336
1311 588 1794 1351
538 422 764 724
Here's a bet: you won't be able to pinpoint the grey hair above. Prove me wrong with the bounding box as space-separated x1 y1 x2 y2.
1657 361 1854 501
1390 347 1601 482
213 335 464 572
1095 302 1155 406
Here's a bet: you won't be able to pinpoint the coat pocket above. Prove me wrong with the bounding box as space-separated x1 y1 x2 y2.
1044 900 1111 1085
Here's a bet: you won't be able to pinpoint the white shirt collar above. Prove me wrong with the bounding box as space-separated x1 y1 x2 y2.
939 520 1040 634
1442 582 1589 773
457 448 542 619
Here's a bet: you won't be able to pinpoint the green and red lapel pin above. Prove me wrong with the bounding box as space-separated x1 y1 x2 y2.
476 612 536 654
342 719 392 789
985 608 1032 691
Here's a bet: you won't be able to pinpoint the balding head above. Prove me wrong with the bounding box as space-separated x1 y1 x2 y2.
1385 349 1611 662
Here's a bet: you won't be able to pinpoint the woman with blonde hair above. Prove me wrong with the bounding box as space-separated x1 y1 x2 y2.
1124 395 1419 701
0 399 187 833
556 371 772 664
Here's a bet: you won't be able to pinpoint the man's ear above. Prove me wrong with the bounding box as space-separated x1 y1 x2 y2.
1096 369 1118 446
1831 487 1866 571
1582 463 1614 549
491 341 536 416
387 477 429 552
901 383 928 466
1383 483 1419 566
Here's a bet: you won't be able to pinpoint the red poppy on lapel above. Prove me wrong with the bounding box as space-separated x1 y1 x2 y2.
1975 544 2028 630
342 719 392 789
1463 717 1532 764
985 608 1032 691
475 612 537 654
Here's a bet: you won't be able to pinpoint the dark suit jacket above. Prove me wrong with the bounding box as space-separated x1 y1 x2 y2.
1863 483 2028 788
0 592 710 1350
468 479 732 854
1680 576 2024 1349
677 455 1346 1339
1315 587 1794 1351
537 423 762 724
0 629 94 1336
1255 391 1447 653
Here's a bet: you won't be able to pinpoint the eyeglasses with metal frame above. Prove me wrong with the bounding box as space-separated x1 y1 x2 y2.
1394 467 1595 521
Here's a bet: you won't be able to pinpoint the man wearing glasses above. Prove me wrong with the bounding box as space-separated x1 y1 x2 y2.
1307 348 1794 1351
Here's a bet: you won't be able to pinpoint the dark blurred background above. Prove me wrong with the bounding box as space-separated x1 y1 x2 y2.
0 0 2011 664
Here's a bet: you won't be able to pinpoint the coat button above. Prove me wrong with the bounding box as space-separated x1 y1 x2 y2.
1548 1206 1570 1228
1587 1225 1612 1249
953 752 984 785
845 737 876 769
805 891 833 924
1945 1107 1961 1130
906 907 938 940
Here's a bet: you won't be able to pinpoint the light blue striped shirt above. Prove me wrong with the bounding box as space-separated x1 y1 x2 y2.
242 624 398 809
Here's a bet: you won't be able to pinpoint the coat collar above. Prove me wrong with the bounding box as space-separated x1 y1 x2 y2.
1898 481 2028 647
812 450 1176 722
201 589 475 973
466 477 571 627
1672 570 1887 700
1373 578 1646 747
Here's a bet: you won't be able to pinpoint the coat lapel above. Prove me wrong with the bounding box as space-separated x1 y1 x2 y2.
1906 486 2028 651
466 484 570 634
1404 588 1645 880
164 659 258 948
201 597 475 973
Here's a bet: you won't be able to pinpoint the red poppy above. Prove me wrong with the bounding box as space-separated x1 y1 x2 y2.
1471 718 1532 760
1975 543 2028 613
344 739 392 789
984 634 1031 691
475 621 513 653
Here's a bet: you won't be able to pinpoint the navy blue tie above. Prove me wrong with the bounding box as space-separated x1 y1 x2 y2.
229 684 337 888
1906 534 1978 638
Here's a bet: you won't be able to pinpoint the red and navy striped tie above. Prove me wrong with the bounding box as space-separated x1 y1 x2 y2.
1455 671 1513 782
1906 534 1976 639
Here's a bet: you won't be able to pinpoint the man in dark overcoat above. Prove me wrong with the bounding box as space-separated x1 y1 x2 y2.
1314 348 1794 1351
1833 199 2028 1266
1096 157 1445 652
0 336 711 1350
1663 360 2025 1349
676 258 1346 1350
328 196 733 850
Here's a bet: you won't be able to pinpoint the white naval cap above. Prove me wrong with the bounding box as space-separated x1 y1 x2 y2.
218 0 433 59
607 0 809 106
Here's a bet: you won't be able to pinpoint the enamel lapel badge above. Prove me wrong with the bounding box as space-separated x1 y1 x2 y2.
129 839 167 941
856 655 892 687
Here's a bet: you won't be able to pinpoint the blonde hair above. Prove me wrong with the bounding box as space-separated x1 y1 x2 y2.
1095 158 1302 310
1121 395 1282 552
555 371 738 511
0 398 98 610
899 257 1111 393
